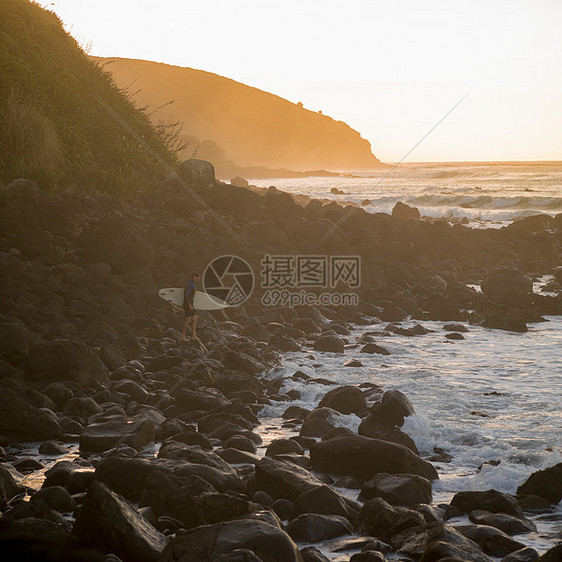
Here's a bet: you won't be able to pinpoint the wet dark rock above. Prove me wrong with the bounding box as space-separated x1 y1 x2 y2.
159 519 301 562
481 268 533 298
66 468 96 494
224 351 264 375
356 497 425 541
468 510 536 534
0 463 24 508
13 457 44 471
96 456 241 500
450 490 523 518
73 481 166 562
443 323 469 332
392 201 420 220
502 547 540 562
310 434 437 481
359 390 415 430
218 448 260 464
266 438 304 457
537 544 562 561
112 379 149 403
175 387 230 411
395 521 492 561
300 417 335 438
318 385 367 415
287 513 353 542
0 388 60 441
178 158 216 189
172 429 213 451
321 426 354 441
445 332 465 340
253 457 324 501
359 473 433 506
33 486 76 513
224 435 258 454
38 441 70 456
79 418 155 453
0 322 35 366
301 546 330 562
360 343 391 355
158 441 233 473
6 517 70 544
42 382 74 409
291 484 360 522
313 333 345 353
282 405 311 420
459 525 527 557
25 339 109 386
517 462 562 504
343 358 363 367
350 552 386 562
63 396 103 417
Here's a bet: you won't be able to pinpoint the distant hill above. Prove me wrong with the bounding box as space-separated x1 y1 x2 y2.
95 57 384 175
0 0 177 191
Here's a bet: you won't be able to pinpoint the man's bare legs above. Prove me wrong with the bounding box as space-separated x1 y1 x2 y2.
181 317 192 341
191 315 200 341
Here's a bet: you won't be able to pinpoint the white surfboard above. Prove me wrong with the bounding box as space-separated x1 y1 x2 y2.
158 287 230 311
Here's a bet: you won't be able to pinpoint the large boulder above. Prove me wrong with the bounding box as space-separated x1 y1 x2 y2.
178 159 216 190
291 485 360 523
0 322 35 365
174 388 230 411
310 435 438 481
396 521 493 562
359 473 432 506
25 339 109 386
94 217 153 274
224 351 264 375
356 497 425 541
79 418 155 453
392 202 420 220
481 268 532 299
313 334 345 353
254 457 325 501
360 390 415 430
0 388 60 441
0 463 25 509
73 481 166 562
318 386 367 415
159 519 301 562
450 490 523 518
517 462 562 504
286 513 352 543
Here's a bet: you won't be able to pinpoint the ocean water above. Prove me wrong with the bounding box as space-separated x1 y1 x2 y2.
259 316 562 554
247 163 562 227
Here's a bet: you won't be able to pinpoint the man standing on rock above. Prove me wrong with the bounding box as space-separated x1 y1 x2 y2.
181 272 200 342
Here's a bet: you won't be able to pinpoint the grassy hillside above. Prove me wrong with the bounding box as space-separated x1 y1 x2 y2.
0 0 179 193
96 57 384 173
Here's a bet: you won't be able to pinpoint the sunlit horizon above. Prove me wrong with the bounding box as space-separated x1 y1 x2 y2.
44 0 562 163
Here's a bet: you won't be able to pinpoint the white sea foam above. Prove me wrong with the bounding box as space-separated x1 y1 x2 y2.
247 164 562 227
260 316 562 553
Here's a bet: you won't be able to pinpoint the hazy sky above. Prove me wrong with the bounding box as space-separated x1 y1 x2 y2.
47 0 562 162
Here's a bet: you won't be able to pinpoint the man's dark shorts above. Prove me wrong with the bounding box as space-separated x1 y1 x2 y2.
184 307 197 318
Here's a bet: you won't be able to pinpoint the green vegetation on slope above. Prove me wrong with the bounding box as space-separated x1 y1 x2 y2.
0 0 180 193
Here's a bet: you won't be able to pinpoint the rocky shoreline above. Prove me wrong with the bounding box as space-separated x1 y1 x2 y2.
0 161 561 561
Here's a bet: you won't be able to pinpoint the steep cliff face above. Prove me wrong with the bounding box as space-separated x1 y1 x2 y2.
96 57 384 172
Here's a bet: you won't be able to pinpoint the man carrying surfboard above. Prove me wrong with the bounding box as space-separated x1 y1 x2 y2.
181 272 200 342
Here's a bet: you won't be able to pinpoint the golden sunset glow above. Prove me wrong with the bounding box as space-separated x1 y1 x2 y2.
47 0 562 162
